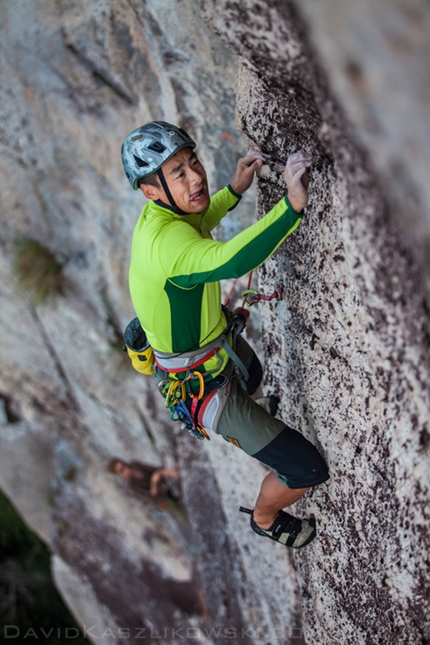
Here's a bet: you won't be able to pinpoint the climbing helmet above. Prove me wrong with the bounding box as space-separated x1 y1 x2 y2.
121 121 196 190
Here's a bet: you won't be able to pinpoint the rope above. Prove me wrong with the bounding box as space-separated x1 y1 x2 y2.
223 270 254 307
242 270 253 308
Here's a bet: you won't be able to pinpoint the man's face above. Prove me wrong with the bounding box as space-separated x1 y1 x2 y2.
142 147 210 214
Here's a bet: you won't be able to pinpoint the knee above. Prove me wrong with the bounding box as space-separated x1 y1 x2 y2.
253 426 330 489
290 437 330 488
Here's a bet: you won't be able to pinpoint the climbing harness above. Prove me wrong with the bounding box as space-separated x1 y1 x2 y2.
154 309 249 441
123 271 284 441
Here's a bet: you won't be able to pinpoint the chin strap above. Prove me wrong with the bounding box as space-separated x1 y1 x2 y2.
156 168 187 215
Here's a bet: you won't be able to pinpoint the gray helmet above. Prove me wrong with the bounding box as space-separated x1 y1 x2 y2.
121 121 196 190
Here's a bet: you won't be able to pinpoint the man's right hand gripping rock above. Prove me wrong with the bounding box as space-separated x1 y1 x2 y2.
284 151 312 213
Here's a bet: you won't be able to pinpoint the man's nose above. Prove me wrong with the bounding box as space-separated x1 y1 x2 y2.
189 166 203 184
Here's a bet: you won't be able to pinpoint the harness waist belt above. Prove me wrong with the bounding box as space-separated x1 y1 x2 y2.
153 310 249 381
153 333 228 373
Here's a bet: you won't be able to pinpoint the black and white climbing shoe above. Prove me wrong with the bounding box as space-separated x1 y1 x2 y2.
240 507 316 548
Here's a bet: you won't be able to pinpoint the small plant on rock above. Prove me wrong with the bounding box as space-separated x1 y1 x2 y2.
14 239 67 305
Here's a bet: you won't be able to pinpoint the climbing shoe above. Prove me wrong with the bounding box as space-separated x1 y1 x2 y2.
240 507 316 548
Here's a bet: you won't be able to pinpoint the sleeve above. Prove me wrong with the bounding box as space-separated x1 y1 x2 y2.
204 185 242 231
156 195 303 288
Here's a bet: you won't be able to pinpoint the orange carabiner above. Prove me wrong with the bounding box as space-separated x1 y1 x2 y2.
190 371 205 400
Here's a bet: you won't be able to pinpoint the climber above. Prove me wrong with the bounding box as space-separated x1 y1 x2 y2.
121 121 329 549
107 459 182 500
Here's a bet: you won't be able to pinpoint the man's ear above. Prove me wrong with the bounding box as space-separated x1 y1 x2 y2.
140 184 160 200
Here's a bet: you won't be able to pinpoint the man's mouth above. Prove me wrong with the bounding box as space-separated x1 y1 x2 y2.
189 187 206 203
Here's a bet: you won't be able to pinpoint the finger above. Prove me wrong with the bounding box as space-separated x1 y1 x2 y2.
287 159 312 175
242 156 263 168
285 165 309 189
285 169 309 185
292 165 308 180
286 157 312 172
246 148 271 159
288 150 312 160
287 154 312 167
287 165 308 184
244 150 270 164
301 170 310 190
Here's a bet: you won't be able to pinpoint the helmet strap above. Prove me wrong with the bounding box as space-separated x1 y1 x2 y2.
155 168 187 216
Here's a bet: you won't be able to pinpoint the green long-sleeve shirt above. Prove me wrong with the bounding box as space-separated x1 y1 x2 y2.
129 186 303 372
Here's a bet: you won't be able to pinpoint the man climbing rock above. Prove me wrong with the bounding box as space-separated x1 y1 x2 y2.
121 121 329 548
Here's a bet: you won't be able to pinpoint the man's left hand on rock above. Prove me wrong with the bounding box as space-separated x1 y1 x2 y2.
230 149 269 195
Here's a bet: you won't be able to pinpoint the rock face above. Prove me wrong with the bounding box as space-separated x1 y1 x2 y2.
0 1 429 644
204 1 430 643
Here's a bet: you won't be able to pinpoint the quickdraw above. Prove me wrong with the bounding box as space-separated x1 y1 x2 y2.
162 371 205 407
224 270 283 309
159 371 209 441
241 283 283 307
172 399 210 441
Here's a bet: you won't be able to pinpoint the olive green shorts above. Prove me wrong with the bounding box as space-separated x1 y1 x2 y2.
216 337 329 489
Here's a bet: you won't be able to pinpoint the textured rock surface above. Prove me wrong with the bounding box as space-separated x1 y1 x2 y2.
1 0 429 644
204 0 430 643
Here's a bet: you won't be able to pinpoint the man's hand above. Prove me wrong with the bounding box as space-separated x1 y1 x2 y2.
230 149 269 195
284 151 312 213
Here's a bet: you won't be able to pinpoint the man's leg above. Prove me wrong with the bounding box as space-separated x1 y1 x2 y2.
246 429 328 547
215 338 328 547
245 475 317 548
253 473 308 529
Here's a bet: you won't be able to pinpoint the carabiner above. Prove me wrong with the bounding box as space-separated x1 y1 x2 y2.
190 371 205 400
165 379 185 408
241 289 260 306
241 284 283 307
